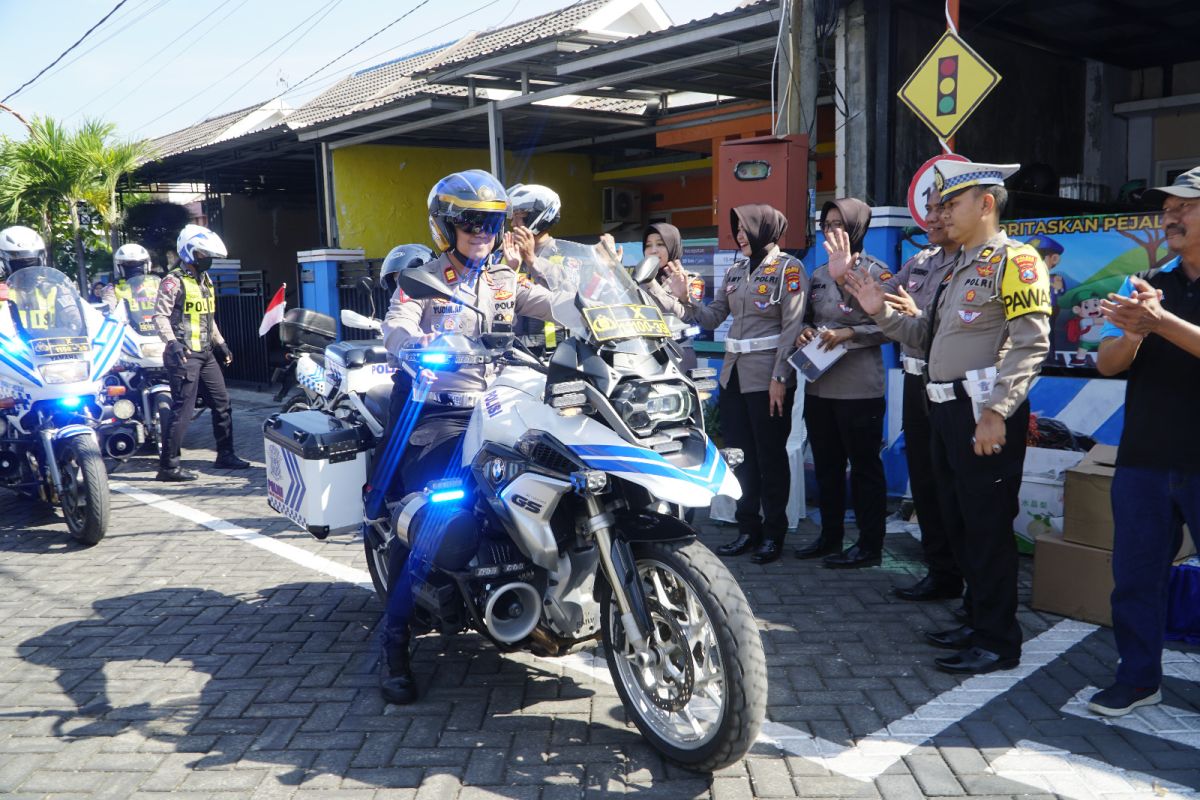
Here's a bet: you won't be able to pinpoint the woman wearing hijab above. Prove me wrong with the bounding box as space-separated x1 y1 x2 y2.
641 222 700 372
654 204 808 564
793 198 891 569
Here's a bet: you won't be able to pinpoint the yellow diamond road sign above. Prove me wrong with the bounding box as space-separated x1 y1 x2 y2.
897 30 1001 140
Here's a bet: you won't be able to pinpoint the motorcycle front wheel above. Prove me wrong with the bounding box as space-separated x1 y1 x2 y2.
601 539 766 773
58 436 110 545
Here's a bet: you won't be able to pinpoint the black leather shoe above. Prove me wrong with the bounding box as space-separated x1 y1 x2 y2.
156 467 197 482
749 541 782 564
822 544 882 569
717 534 758 557
935 646 1019 675
951 604 969 623
213 452 251 469
924 624 974 650
894 573 964 602
794 537 842 560
380 645 418 705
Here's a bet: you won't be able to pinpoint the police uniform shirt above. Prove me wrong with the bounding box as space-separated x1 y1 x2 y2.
882 247 957 359
874 232 1051 419
153 268 225 351
383 252 564 396
654 245 807 393
805 255 892 400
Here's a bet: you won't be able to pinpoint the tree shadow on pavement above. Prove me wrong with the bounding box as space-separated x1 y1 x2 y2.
14 583 712 796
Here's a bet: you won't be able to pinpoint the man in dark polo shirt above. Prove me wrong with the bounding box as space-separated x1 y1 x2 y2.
1091 165 1200 717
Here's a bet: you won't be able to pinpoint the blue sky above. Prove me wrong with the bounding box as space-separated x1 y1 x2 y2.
0 0 739 142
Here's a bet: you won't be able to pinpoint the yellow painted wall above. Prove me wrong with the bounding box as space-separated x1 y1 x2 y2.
332 145 602 258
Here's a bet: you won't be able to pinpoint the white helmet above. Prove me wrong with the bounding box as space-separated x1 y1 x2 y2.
113 242 152 280
0 225 48 278
507 183 562 235
176 224 228 266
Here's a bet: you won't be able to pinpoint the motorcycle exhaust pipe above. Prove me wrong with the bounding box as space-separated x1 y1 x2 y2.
103 428 138 460
483 582 542 644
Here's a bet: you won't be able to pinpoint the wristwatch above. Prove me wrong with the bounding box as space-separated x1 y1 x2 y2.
772 375 787 384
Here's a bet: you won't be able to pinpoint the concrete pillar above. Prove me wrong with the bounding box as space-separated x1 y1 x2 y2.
297 248 365 337
1083 59 1131 197
488 102 506 185
839 0 869 200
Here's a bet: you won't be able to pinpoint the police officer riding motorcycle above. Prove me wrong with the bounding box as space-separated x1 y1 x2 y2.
153 225 249 481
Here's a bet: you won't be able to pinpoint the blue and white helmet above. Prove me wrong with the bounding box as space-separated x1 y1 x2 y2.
176 224 228 265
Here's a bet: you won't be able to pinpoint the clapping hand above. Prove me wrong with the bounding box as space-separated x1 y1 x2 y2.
1100 276 1164 340
885 285 920 317
844 266 886 316
824 227 854 282
512 226 537 267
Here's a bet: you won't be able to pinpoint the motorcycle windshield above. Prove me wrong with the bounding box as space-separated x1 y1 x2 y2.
123 274 161 335
3 267 90 356
533 240 670 351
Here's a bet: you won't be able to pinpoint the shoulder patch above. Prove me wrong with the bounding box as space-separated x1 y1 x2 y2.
688 276 705 302
878 270 893 282
160 275 179 295
1000 247 1051 321
784 263 802 294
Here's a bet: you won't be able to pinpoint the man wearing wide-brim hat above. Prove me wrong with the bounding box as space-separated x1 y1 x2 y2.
1091 165 1200 717
846 160 1052 675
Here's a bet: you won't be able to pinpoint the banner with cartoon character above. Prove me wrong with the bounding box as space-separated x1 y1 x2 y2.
902 211 1169 371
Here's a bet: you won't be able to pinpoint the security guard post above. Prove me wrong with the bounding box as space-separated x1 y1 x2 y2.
882 192 964 601
153 225 250 481
846 161 1051 675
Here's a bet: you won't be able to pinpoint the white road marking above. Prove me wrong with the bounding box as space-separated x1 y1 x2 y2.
990 739 1197 800
1061 652 1200 750
117 487 1099 782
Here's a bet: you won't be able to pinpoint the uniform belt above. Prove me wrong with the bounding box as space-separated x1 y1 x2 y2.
925 380 970 404
901 355 927 376
724 334 781 354
413 389 483 407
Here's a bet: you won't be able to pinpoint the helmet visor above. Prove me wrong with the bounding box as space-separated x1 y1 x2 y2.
448 210 506 237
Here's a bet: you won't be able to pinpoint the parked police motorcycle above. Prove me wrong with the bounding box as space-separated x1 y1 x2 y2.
262 241 766 771
0 266 124 543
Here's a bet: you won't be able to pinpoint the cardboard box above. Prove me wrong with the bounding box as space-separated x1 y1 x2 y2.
1064 444 1119 549
1014 448 1088 547
1032 531 1197 628
1032 532 1113 626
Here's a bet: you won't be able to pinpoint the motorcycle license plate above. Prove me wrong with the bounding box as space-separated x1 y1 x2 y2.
31 337 90 356
583 304 671 342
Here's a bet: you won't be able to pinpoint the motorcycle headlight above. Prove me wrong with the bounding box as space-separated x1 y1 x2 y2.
140 341 166 359
612 381 694 435
112 398 137 420
39 360 90 385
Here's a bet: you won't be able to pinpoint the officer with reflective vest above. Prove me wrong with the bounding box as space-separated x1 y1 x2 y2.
0 226 56 329
152 224 250 481
101 243 155 313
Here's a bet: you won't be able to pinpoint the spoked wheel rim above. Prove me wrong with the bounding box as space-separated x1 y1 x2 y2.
609 559 726 750
59 451 89 532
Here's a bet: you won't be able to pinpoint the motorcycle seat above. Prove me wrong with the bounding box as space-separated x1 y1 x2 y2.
363 382 393 430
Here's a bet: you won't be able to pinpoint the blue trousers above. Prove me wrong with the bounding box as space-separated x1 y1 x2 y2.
1110 466 1200 688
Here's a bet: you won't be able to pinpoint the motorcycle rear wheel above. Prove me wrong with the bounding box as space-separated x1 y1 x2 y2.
282 391 312 414
600 539 766 773
58 437 110 545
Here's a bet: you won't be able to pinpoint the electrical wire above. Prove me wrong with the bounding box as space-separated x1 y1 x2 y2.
38 0 173 87
130 0 342 135
4 0 131 102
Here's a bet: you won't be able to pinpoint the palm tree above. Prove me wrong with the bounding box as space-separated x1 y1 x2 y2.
0 116 154 291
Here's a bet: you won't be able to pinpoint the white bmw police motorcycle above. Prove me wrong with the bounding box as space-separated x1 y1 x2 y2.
0 252 124 544
262 240 766 771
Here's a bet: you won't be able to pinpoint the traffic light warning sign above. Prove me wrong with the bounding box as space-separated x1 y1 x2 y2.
898 31 1000 140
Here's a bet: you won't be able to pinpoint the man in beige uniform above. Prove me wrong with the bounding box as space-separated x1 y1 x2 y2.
847 161 1050 675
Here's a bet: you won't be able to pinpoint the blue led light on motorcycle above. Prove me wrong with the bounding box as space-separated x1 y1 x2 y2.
420 352 450 366
59 396 83 409
430 488 466 503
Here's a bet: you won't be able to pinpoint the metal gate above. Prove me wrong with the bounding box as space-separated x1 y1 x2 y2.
336 258 387 341
211 271 270 386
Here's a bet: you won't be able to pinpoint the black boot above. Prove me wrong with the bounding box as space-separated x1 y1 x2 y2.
380 642 417 705
214 452 251 469
717 533 759 557
750 540 783 564
794 534 842 560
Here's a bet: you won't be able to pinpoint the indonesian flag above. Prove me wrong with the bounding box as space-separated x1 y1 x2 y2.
259 284 287 336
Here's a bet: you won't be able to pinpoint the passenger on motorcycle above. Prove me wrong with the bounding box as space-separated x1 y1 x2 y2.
101 243 155 313
376 169 570 704
506 184 567 355
0 226 82 332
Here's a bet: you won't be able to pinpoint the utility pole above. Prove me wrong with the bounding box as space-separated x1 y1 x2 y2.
775 0 817 224
944 0 960 153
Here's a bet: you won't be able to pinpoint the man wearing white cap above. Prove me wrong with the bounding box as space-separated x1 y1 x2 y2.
1090 165 1200 716
846 160 1051 675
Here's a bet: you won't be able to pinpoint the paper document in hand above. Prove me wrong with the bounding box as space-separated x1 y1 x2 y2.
788 337 848 383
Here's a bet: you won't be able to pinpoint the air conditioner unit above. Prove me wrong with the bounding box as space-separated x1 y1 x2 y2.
602 187 642 225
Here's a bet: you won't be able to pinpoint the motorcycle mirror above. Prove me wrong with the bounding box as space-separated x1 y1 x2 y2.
632 256 660 285
357 276 377 318
340 309 382 332
398 267 488 324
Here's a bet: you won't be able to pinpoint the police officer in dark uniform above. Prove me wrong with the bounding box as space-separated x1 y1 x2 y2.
882 191 963 600
847 161 1051 675
152 225 250 481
